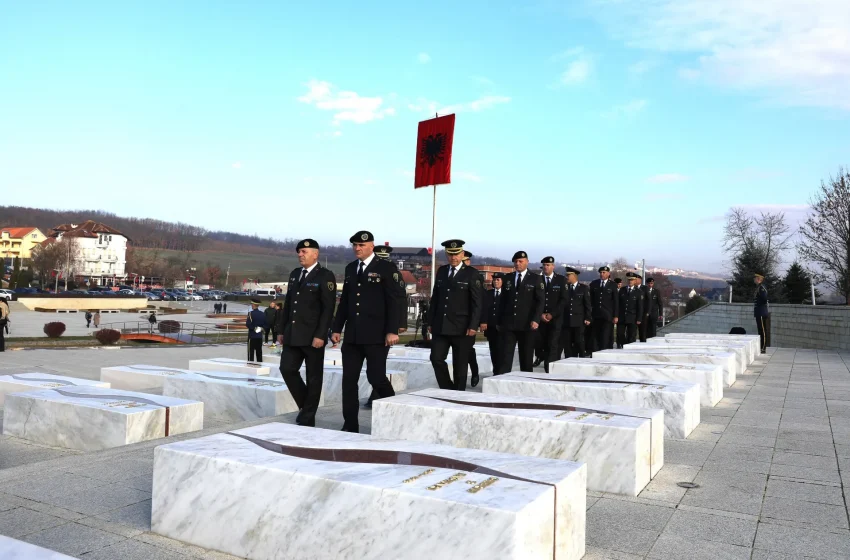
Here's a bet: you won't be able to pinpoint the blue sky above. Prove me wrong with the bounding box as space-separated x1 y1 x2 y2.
2 0 848 273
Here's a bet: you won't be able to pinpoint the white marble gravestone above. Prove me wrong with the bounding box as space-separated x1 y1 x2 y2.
0 535 75 559
594 348 739 386
188 358 271 376
644 338 754 365
162 372 302 422
664 333 760 356
0 373 109 406
152 423 586 560
483 373 700 438
549 358 723 406
309 367 407 404
628 341 748 373
3 386 203 451
100 365 200 392
372 389 663 495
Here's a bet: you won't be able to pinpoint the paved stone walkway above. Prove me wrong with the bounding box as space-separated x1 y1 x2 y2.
0 347 847 558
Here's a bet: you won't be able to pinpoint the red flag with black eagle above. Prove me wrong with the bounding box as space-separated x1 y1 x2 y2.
414 114 455 188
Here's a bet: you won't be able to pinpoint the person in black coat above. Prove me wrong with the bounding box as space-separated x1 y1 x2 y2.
636 276 651 342
461 251 483 387
276 239 337 427
480 273 504 374
495 250 544 373
533 256 567 372
560 267 592 358
427 241 483 391
589 265 619 353
331 230 405 432
645 278 664 339
264 302 278 343
754 272 770 353
245 298 266 362
617 272 643 347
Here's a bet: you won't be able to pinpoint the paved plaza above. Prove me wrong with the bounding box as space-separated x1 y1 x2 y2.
0 345 849 558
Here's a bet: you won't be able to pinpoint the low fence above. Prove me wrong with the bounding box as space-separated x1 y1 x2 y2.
100 320 250 344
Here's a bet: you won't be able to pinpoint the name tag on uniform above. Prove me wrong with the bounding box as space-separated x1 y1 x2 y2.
306 282 319 287
551 286 561 290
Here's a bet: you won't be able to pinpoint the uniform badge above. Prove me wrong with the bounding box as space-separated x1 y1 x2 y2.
327 282 335 291
393 272 399 282
399 280 405 288
450 241 457 248
475 279 481 287
304 241 310 247
361 233 368 241
539 283 544 289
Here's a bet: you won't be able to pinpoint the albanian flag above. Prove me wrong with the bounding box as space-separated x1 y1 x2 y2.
414 114 455 188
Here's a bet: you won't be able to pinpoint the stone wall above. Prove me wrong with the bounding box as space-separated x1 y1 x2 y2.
16 296 147 311
658 302 850 351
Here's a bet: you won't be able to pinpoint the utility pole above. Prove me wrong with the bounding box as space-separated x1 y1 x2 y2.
225 262 231 289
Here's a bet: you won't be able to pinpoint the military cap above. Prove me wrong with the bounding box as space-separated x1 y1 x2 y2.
647 277 655 283
541 256 555 264
463 250 472 259
512 250 528 261
296 238 319 251
754 272 764 278
598 265 610 272
350 230 374 243
626 271 639 279
375 245 393 258
614 277 622 283
250 298 261 305
441 239 465 255
564 266 580 276
492 272 504 280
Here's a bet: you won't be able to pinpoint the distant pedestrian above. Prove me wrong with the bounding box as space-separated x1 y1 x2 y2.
264 302 278 344
246 298 266 362
214 302 220 314
93 311 101 329
223 302 228 314
85 311 93 328
754 273 770 354
148 311 157 332
0 298 9 352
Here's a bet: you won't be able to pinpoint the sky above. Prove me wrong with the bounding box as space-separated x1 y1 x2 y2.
2 0 849 274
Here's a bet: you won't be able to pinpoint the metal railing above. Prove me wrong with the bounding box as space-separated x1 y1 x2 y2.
100 320 249 344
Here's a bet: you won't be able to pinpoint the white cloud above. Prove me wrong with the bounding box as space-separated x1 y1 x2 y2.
455 171 482 183
332 130 342 137
399 170 415 178
298 80 395 124
602 99 648 119
585 0 850 109
231 162 242 169
409 95 511 115
364 179 379 185
552 46 592 86
643 193 685 201
646 173 690 184
738 204 810 212
418 52 431 64
471 75 495 87
550 46 586 61
628 59 658 75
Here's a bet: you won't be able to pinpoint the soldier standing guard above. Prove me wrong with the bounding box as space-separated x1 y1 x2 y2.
276 239 336 427
560 267 591 358
617 272 643 346
645 278 664 339
332 231 404 433
427 241 483 391
245 298 266 362
461 251 482 387
589 266 619 353
496 251 544 373
754 273 771 354
533 256 566 371
480 273 504 373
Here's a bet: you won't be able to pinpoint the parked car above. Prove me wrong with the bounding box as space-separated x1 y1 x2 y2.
117 289 135 295
0 289 13 301
187 293 203 301
144 292 161 301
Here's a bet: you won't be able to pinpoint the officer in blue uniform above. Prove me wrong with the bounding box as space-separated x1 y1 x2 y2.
245 298 266 362
754 273 770 354
462 250 482 387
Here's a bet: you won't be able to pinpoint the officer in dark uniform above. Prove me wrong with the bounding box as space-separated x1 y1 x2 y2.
589 265 619 353
496 250 544 373
560 267 591 357
533 256 566 371
331 230 404 432
636 275 650 342
276 239 336 427
754 273 770 354
427 240 483 391
245 298 266 362
617 272 643 346
462 251 482 387
645 278 664 339
480 272 504 373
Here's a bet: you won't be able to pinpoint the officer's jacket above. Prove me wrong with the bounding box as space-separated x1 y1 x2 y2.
246 309 266 339
589 278 619 321
618 286 644 324
277 264 337 346
754 285 770 317
647 287 664 317
481 288 502 339
332 257 404 344
562 282 592 328
496 270 545 331
427 264 483 336
541 273 568 320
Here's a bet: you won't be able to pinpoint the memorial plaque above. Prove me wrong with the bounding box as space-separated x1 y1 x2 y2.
152 423 586 560
594 348 739 387
188 358 271 377
0 373 109 406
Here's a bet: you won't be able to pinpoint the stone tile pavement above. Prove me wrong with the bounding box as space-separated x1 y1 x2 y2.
0 345 848 558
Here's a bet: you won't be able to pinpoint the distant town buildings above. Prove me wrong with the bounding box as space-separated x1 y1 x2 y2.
42 220 128 287
0 227 47 260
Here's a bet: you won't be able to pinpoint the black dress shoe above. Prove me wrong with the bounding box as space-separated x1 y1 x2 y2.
295 410 303 424
471 374 480 388
532 358 543 367
341 425 359 433
362 400 373 409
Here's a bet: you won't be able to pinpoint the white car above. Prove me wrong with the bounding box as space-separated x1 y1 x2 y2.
0 289 12 301
187 293 203 301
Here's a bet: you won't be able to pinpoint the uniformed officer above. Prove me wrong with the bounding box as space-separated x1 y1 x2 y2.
560 267 591 358
496 250 544 373
645 278 664 339
427 241 483 391
462 251 482 387
754 273 770 354
480 272 504 373
331 230 404 432
615 278 623 290
589 266 619 353
245 298 266 362
617 272 643 346
276 239 336 427
636 275 650 342
533 256 566 371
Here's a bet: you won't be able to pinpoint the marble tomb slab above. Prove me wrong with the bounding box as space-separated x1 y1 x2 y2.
483 373 700 438
188 358 271 376
372 388 663 495
664 333 760 356
101 364 202 391
632 340 750 371
152 423 586 560
549 358 723 406
644 338 754 365
594 348 739 386
0 535 75 559
0 373 109 406
259 359 408 403
162 372 303 422
3 386 203 451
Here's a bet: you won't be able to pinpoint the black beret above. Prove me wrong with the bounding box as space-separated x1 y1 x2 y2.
463 250 472 259
614 277 622 283
647 277 655 283
350 231 374 243
441 239 465 255
492 273 504 280
296 239 319 251
565 266 580 275
512 250 528 261
598 266 610 272
541 256 555 264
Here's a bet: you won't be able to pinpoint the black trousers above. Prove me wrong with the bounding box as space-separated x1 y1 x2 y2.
486 334 503 374
561 326 586 358
645 316 658 339
535 321 561 370
592 320 614 353
430 334 471 391
638 315 648 342
279 345 325 426
619 322 638 345
248 338 263 362
756 315 771 353
0 326 4 352
341 343 395 432
264 327 272 343
467 335 479 379
501 329 535 373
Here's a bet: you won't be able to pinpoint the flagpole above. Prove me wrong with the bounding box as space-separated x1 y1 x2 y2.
430 183 437 295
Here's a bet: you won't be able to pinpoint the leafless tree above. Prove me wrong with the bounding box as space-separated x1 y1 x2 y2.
722 207 793 281
611 257 631 279
798 168 850 304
